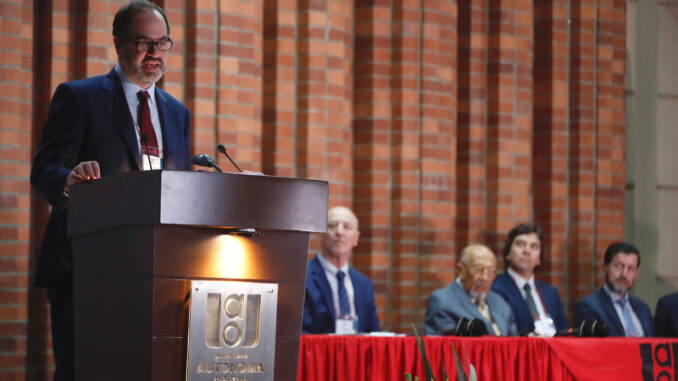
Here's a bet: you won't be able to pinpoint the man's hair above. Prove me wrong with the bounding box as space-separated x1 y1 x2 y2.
604 242 640 266
459 244 494 267
502 223 544 268
112 1 170 40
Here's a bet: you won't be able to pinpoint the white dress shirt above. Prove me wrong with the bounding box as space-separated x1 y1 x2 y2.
603 283 644 337
317 252 356 317
507 267 547 318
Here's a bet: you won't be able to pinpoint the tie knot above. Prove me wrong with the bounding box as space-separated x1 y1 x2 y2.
523 283 532 292
336 270 345 282
137 90 149 103
617 298 627 307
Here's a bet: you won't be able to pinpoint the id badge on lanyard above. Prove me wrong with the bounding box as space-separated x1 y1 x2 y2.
141 154 162 171
335 315 358 334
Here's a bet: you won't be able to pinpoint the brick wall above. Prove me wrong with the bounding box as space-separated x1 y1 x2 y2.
0 0 627 377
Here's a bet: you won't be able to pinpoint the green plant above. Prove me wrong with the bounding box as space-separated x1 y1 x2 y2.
404 325 477 381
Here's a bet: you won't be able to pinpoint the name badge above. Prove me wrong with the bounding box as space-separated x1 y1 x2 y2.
533 315 557 337
335 316 358 335
142 154 162 171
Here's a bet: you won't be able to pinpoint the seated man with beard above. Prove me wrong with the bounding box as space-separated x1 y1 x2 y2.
423 244 518 336
574 242 653 337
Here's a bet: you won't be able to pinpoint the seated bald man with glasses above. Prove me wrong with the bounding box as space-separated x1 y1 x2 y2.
423 244 518 336
302 206 381 334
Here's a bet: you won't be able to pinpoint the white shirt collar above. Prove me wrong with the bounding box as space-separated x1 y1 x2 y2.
602 283 629 303
317 251 350 275
507 267 536 291
115 64 156 105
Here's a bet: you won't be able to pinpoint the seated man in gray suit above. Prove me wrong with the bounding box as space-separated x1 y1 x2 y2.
424 244 518 336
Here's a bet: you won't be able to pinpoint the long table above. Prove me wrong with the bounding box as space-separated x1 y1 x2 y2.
297 335 678 381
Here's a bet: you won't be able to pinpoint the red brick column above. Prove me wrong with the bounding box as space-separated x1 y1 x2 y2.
568 0 599 312
532 0 570 290
1 1 36 379
352 1 392 326
262 0 297 177
388 0 421 331
185 0 218 159
217 0 264 171
163 0 188 103
456 0 488 246
296 0 354 204
593 0 626 284
415 0 458 326
485 0 534 257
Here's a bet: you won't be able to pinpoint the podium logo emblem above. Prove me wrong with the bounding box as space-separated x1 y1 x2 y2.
187 281 278 381
206 293 261 348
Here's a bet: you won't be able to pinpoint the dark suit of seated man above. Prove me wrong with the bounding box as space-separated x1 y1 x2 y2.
424 244 518 336
302 206 380 334
574 242 653 337
491 224 568 336
655 292 678 337
30 2 191 380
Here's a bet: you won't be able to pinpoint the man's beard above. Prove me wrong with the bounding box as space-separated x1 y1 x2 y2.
469 291 488 306
607 278 631 295
121 52 165 86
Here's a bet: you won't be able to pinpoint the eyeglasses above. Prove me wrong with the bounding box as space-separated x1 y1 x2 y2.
327 221 357 232
130 38 173 52
469 266 496 277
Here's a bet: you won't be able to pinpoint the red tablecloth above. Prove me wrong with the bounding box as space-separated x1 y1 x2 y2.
298 335 678 381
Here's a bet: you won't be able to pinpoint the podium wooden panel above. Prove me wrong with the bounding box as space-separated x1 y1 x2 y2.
68 170 328 381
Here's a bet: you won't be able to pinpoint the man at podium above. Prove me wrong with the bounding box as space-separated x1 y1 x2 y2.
30 2 191 379
302 206 381 334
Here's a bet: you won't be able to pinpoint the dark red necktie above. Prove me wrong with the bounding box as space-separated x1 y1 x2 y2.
137 90 159 156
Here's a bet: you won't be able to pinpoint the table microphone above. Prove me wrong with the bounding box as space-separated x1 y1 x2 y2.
190 153 223 172
441 318 488 337
555 320 609 337
216 144 243 172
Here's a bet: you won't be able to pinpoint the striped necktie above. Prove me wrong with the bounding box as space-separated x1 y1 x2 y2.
617 298 641 337
336 270 351 316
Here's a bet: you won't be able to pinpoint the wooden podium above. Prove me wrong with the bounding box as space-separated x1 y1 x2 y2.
68 170 328 380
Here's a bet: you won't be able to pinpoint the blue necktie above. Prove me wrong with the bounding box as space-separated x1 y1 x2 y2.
617 299 640 337
336 270 351 316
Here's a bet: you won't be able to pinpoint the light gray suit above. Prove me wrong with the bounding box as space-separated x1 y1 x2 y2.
423 280 518 336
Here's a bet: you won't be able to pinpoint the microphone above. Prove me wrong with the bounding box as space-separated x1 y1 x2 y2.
216 144 243 172
555 320 609 337
190 153 222 172
140 133 153 170
441 317 488 337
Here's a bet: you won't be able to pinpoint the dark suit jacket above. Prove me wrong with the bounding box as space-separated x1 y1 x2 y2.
302 256 381 333
423 281 518 336
655 292 678 337
31 68 191 288
491 272 568 334
573 288 653 337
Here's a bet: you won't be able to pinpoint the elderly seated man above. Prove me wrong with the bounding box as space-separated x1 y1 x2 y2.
423 244 517 336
